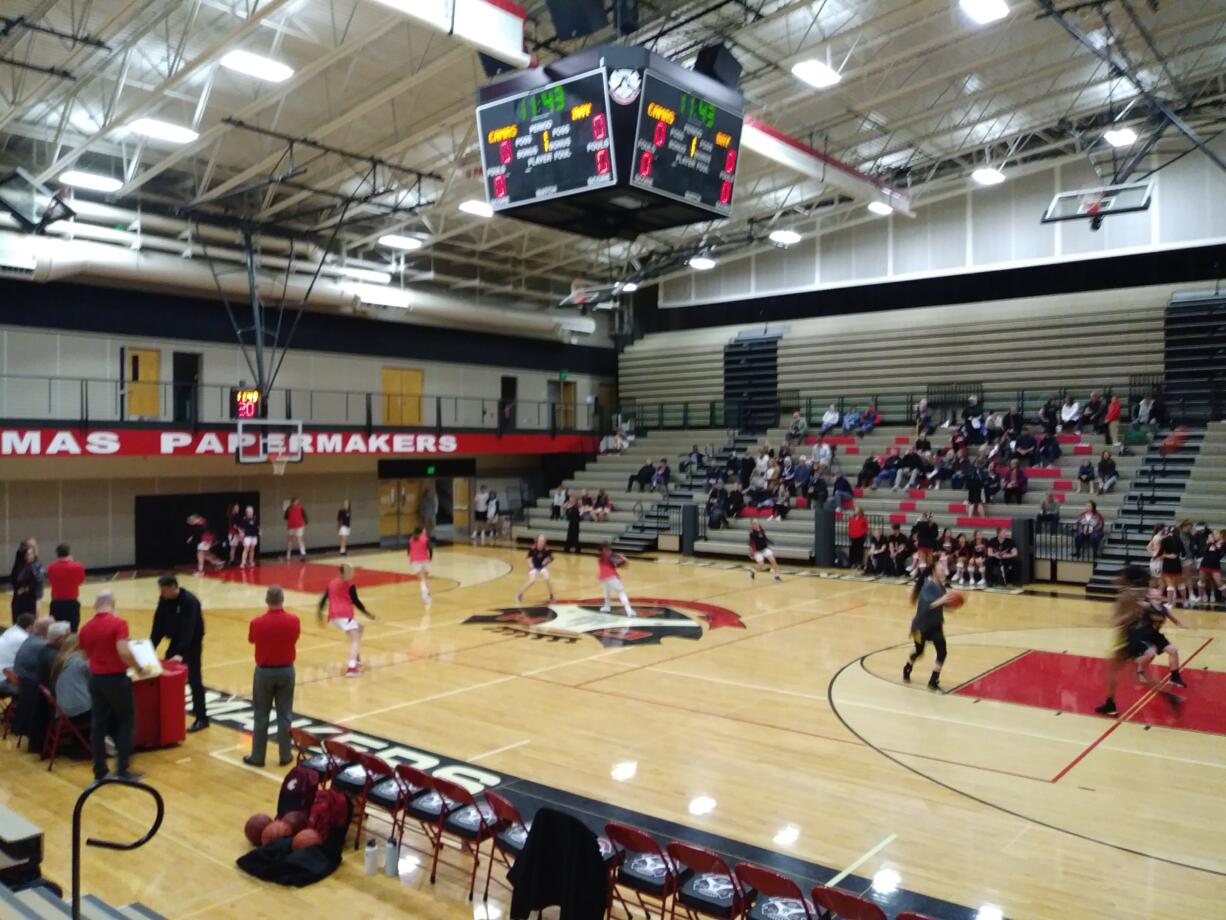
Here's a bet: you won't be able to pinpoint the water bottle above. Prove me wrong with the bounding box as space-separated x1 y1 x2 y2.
385 837 399 877
364 838 379 876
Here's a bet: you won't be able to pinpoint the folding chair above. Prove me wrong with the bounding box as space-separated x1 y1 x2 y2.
733 863 815 920
811 885 887 920
482 790 531 902
431 777 503 899
352 752 403 846
290 727 336 780
397 764 452 860
1 669 18 742
605 821 678 920
666 841 745 920
38 685 91 771
324 740 368 848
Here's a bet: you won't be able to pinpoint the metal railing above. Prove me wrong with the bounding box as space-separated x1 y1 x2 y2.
619 399 744 432
72 777 164 919
0 372 600 433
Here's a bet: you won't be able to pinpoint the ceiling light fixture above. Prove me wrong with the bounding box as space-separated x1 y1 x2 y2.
378 233 423 251
768 229 802 247
1103 127 1138 148
791 59 841 90
959 0 1009 25
59 170 123 193
128 117 199 144
971 167 1006 186
459 199 495 218
344 282 409 307
689 255 717 271
620 281 639 293
219 49 294 83
867 201 893 216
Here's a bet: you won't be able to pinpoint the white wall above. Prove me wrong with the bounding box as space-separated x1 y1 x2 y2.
659 139 1226 307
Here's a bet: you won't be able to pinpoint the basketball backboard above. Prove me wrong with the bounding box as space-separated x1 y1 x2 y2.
0 168 75 231
235 419 305 465
1041 181 1152 224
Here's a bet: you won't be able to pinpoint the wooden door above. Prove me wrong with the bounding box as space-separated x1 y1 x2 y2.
597 383 617 431
453 478 471 533
382 367 423 426
560 380 577 429
125 348 161 419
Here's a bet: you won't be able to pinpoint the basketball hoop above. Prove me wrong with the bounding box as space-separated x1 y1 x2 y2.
270 448 289 476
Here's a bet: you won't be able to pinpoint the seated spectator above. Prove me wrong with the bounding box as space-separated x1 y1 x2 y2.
865 527 890 575
962 396 986 445
787 411 807 445
915 434 932 454
680 444 705 474
780 456 796 495
764 459 780 490
706 483 729 530
857 454 882 489
858 404 881 437
1002 406 1024 440
848 506 869 566
874 449 901 490
1013 426 1037 466
926 449 955 490
724 450 740 484
1003 458 1027 504
550 486 568 520
772 485 791 521
950 447 970 489
1073 501 1105 559
819 403 840 435
1059 394 1081 433
1104 395 1122 447
989 527 1019 586
983 463 1002 505
0 613 34 695
1094 450 1118 494
1076 459 1095 493
652 458 671 493
754 449 770 480
893 448 923 491
811 437 833 476
51 633 91 738
1133 393 1158 435
578 490 595 522
13 618 68 753
825 470 854 511
1036 492 1061 535
592 489 612 523
1038 397 1058 436
887 523 912 576
1038 430 1062 467
915 398 935 437
727 484 745 518
1084 390 1105 434
627 459 653 493
793 459 812 495
807 474 829 509
842 406 862 434
985 411 1004 443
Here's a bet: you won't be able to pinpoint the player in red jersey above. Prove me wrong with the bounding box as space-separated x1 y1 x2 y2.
186 515 225 576
284 497 308 561
317 563 375 678
408 527 432 607
597 542 636 616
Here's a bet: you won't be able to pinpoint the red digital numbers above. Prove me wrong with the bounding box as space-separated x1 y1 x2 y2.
499 139 513 165
236 389 260 419
595 148 611 176
719 180 733 205
725 148 737 173
592 113 607 141
493 174 508 198
653 120 668 148
638 151 654 178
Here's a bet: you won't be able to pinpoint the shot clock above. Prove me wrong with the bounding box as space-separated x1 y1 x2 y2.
476 68 616 209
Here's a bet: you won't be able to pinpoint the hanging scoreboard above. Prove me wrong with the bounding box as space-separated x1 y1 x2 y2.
629 70 742 214
476 68 617 210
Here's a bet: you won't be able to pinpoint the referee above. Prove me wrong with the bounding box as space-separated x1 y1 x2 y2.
150 574 209 732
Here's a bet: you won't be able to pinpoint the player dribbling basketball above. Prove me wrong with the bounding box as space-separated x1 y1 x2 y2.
903 558 962 691
597 542 635 616
516 535 555 604
747 520 782 581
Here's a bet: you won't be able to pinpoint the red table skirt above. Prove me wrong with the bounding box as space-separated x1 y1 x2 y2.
132 661 188 749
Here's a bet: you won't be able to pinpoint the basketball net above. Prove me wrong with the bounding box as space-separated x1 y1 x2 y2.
270 448 289 476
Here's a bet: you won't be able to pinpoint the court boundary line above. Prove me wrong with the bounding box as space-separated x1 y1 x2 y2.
826 645 1226 879
945 649 1034 694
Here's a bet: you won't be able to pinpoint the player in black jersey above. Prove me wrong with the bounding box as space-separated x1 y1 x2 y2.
1096 565 1183 715
515 535 556 604
1133 592 1186 689
1198 529 1224 606
747 521 782 581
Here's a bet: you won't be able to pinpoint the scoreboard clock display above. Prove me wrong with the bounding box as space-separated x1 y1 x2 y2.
629 70 742 215
476 68 617 210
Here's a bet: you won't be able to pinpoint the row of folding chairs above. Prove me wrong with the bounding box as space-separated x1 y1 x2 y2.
289 729 936 920
1 667 92 771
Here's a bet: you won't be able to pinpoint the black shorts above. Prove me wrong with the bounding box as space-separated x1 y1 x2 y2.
968 485 983 503
1115 637 1151 661
1144 631 1170 655
1161 558 1183 576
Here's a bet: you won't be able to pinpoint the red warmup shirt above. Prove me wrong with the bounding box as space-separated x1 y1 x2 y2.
79 611 130 675
47 558 86 600
848 514 869 540
286 504 306 528
248 608 301 667
1105 401 1121 423
598 551 622 581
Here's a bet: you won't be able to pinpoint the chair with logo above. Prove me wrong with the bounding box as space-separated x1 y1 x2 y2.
811 885 887 920
352 752 404 846
431 777 503 898
733 863 814 920
291 728 338 783
397 764 450 856
38 684 91 771
481 790 531 902
666 841 746 920
324 740 368 847
605 820 678 920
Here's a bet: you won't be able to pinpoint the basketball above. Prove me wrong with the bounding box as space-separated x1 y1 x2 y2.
1161 426 1189 455
280 810 308 835
244 813 272 847
292 828 324 851
945 590 966 609
260 819 293 846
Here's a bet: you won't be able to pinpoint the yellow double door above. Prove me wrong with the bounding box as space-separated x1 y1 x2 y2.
382 367 423 426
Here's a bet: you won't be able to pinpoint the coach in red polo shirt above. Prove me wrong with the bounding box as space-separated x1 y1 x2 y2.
47 544 86 632
244 586 301 768
78 590 138 782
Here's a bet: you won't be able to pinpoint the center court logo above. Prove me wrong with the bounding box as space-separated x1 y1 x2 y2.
463 597 745 647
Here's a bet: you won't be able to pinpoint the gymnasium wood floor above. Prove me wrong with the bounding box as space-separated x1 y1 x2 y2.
4 544 1225 920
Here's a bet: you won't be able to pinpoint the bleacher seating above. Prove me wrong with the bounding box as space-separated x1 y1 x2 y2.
1177 421 1226 528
